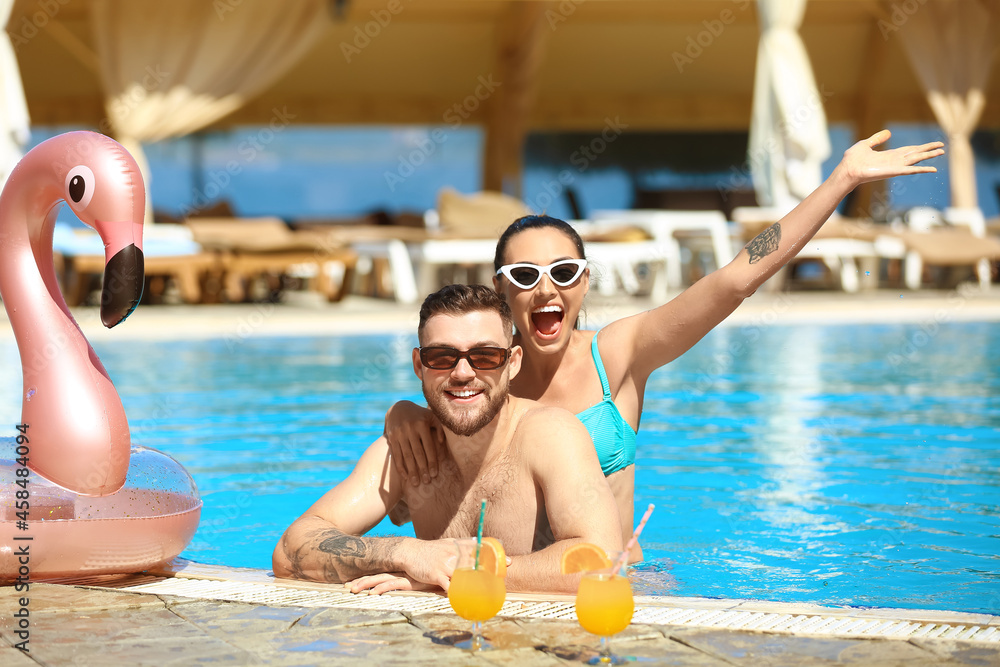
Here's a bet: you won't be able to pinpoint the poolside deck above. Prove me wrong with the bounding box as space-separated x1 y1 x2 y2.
2 559 998 665
3 287 999 343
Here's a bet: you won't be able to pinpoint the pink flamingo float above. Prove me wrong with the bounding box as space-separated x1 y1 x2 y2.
1 132 200 578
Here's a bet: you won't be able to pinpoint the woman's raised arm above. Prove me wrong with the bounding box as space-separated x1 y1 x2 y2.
612 130 945 381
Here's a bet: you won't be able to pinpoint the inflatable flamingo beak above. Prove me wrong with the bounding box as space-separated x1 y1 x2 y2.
101 243 144 327
54 132 147 328
91 214 144 329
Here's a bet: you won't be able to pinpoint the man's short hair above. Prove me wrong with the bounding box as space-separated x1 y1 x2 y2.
417 284 514 343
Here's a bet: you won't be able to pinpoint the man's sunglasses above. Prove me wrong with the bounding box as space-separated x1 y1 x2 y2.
496 259 587 290
418 346 511 370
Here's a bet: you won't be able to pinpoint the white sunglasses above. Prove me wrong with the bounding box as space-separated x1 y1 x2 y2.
496 259 588 290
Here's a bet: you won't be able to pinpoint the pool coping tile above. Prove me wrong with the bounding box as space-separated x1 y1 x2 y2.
3 578 1000 666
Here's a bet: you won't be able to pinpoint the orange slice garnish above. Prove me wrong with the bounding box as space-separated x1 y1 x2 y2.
560 542 613 574
478 537 507 578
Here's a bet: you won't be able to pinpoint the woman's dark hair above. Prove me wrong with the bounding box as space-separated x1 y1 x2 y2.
493 215 586 272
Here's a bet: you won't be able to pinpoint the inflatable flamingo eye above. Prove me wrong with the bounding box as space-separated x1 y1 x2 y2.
65 165 96 209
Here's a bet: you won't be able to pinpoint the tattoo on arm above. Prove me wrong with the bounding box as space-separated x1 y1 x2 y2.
746 223 781 264
319 534 367 558
286 525 399 583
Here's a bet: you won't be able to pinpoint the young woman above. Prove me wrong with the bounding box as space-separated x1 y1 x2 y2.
384 130 944 560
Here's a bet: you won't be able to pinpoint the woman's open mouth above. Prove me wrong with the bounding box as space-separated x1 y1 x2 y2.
531 304 564 340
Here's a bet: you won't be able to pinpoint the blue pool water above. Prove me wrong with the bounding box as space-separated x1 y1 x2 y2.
1 320 998 614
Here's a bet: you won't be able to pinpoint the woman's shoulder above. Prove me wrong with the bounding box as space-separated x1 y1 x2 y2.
571 328 598 353
590 313 645 346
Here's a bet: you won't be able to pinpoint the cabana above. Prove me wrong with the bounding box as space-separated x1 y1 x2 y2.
5 0 1000 296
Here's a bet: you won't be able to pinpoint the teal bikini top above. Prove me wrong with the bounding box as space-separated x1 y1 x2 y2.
575 333 637 476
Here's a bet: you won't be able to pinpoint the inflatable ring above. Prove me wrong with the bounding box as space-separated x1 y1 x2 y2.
0 132 201 578
1 445 201 577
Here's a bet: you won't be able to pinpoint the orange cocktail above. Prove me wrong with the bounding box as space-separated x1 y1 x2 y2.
567 546 634 665
448 567 506 621
575 572 634 637
448 537 507 650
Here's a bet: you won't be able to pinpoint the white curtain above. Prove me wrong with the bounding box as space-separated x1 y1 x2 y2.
0 0 30 188
894 0 999 209
91 0 329 219
748 0 831 214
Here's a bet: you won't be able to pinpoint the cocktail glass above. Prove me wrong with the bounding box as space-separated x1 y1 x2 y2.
574 553 634 665
447 538 506 650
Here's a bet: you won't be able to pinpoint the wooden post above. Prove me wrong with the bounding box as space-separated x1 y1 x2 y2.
848 18 889 220
482 1 552 196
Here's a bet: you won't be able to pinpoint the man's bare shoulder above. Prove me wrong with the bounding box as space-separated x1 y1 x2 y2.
294 434 402 533
509 397 591 451
341 436 399 491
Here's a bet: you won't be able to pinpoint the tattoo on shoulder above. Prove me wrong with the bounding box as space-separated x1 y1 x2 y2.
319 533 367 557
746 222 781 264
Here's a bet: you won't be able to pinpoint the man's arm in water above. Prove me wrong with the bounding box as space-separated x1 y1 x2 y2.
272 437 455 589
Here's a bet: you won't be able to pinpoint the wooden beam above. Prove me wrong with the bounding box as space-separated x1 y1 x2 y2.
26 90 991 132
24 96 106 126
482 1 551 195
41 19 100 75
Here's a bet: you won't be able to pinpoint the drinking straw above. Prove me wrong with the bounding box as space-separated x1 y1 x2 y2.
612 503 655 576
475 498 486 569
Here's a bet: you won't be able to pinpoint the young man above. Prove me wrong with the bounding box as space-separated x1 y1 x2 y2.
273 284 622 594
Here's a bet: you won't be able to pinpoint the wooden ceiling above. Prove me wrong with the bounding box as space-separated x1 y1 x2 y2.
9 0 1000 133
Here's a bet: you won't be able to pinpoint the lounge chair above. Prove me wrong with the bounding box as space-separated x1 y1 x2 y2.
184 217 357 302
423 193 676 300
876 207 1000 290
54 221 222 305
589 209 739 292
344 190 526 304
565 219 668 298
732 207 892 292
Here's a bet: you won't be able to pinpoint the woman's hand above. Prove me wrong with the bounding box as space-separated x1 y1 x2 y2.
837 129 945 187
384 400 444 486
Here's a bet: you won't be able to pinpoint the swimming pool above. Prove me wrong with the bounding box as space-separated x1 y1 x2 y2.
2 320 998 615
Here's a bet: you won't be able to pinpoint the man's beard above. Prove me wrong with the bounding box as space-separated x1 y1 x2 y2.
423 375 508 437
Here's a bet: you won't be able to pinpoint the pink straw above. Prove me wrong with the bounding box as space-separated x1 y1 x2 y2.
612 504 654 575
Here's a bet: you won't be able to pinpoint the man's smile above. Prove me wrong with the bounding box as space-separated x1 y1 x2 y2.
445 387 485 402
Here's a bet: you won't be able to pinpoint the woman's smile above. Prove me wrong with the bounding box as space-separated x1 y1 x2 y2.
531 304 564 338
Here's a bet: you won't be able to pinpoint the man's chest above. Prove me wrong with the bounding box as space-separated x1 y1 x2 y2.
404 457 541 553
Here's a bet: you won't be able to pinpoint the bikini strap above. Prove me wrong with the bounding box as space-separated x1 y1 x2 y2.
590 331 613 401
